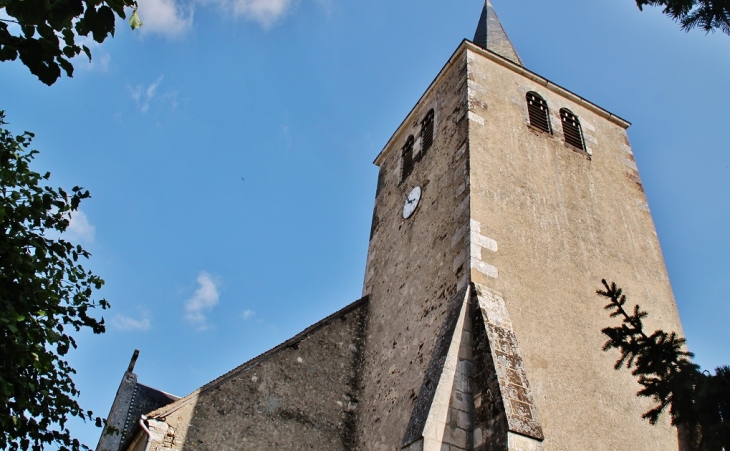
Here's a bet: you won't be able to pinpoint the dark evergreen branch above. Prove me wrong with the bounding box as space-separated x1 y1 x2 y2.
597 280 730 450
635 0 730 35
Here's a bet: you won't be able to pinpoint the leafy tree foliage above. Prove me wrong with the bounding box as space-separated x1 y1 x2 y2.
598 280 730 451
635 0 730 35
0 111 108 451
0 0 136 85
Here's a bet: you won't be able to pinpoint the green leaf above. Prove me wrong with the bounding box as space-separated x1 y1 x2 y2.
129 9 142 30
0 112 107 451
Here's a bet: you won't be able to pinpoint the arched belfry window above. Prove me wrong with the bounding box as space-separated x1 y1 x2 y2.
526 92 551 133
560 108 585 151
420 109 435 156
401 135 416 181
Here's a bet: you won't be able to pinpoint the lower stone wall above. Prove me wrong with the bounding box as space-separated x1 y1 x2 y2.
135 300 368 451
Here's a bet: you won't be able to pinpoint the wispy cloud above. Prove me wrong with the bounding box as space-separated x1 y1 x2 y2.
65 210 95 244
138 0 194 37
242 309 256 320
131 0 294 37
208 0 294 28
130 75 164 113
111 313 151 331
184 272 220 330
130 75 180 114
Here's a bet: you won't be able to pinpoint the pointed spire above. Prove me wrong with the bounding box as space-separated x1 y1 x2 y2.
473 1 523 66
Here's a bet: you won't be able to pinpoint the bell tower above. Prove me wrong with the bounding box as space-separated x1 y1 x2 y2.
358 2 685 450
98 3 688 451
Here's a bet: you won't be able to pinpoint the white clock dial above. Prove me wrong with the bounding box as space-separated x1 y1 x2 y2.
402 186 421 219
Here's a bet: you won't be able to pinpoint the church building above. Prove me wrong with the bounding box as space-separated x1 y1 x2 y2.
97 2 686 450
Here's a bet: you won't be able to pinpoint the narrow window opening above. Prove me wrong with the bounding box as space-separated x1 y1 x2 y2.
420 109 435 157
401 135 416 181
560 108 585 150
526 92 551 134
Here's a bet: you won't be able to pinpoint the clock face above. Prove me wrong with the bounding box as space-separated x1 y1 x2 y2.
403 186 421 219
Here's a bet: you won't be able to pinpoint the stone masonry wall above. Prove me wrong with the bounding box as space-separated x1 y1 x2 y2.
464 44 684 450
442 293 475 451
135 300 368 451
358 47 472 450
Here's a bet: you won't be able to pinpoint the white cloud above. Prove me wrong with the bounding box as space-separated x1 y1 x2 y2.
111 314 151 331
138 0 194 37
242 309 255 320
130 75 162 113
66 210 95 244
131 0 293 37
184 272 220 330
207 0 294 28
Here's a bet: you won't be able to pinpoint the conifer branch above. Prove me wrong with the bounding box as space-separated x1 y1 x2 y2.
597 280 730 450
634 0 730 35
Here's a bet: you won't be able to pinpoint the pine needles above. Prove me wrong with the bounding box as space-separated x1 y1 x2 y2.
598 280 729 450
635 0 730 35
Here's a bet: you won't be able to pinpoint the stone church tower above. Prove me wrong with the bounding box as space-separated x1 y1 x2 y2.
98 3 685 450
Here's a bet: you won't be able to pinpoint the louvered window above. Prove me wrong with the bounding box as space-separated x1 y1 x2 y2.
420 109 435 156
401 135 416 181
560 108 585 150
526 92 551 133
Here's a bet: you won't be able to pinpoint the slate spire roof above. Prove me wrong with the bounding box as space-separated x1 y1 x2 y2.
473 1 523 65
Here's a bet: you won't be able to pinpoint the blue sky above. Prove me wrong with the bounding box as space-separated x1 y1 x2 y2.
1 0 729 447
